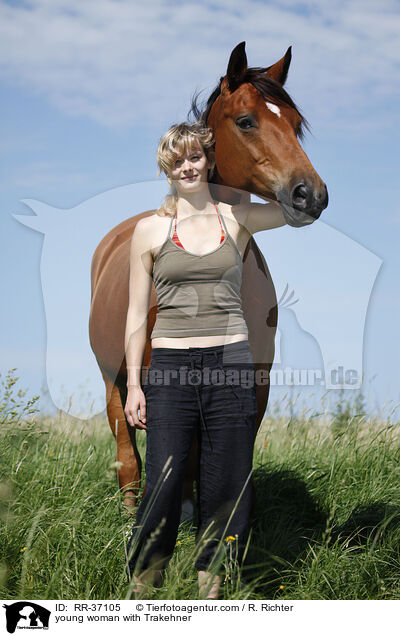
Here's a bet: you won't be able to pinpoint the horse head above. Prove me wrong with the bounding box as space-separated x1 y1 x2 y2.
198 42 328 226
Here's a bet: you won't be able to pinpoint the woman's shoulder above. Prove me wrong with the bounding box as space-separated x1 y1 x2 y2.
136 209 172 225
214 200 247 227
134 210 173 234
132 210 174 253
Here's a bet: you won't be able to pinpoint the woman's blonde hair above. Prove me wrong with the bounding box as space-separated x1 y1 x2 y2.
156 122 215 217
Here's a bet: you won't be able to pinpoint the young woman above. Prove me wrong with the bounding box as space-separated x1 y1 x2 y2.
124 121 286 598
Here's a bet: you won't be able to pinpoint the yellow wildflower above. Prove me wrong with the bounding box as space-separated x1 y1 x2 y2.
225 536 236 543
20 547 27 552
279 584 284 590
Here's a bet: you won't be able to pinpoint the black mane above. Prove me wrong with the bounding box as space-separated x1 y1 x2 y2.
189 66 309 140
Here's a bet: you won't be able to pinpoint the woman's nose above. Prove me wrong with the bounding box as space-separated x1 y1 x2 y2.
182 159 193 171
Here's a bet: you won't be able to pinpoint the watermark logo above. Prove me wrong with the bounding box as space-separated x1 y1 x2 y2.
270 284 365 389
2 602 51 633
13 182 382 417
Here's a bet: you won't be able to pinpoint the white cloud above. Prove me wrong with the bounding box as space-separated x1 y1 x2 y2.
0 0 399 129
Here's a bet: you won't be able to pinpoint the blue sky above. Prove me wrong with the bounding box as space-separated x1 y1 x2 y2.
1 0 399 418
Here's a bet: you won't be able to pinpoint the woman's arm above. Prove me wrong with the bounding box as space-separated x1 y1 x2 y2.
124 217 153 429
232 197 286 234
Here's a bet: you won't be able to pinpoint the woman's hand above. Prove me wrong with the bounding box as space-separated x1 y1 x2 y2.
124 386 147 430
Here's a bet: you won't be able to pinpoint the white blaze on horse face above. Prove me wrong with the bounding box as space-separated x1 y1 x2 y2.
266 102 281 117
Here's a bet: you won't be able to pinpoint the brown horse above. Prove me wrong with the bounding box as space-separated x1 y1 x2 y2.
89 42 328 509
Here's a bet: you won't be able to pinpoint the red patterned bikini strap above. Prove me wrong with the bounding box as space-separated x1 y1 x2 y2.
172 204 225 247
171 208 185 249
214 203 226 242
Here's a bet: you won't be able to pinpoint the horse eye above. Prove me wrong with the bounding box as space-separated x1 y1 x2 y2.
236 117 255 130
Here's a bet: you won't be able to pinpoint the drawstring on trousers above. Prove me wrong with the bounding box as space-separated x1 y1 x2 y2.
187 349 243 453
188 350 213 451
212 351 242 402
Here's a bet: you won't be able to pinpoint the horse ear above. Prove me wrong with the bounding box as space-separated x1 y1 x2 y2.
226 41 248 92
265 46 292 85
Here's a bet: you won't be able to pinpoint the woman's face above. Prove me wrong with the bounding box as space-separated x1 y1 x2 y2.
169 143 210 194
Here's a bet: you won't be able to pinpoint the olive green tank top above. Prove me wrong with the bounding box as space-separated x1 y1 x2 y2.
150 205 249 339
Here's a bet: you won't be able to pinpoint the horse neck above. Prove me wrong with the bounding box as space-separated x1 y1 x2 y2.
208 173 243 205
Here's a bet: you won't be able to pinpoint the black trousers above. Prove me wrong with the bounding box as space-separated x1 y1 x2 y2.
127 339 258 575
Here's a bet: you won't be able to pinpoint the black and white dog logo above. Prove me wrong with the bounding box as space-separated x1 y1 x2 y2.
3 602 50 633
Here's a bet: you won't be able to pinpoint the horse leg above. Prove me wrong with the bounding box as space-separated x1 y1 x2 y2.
102 372 142 509
103 374 206 520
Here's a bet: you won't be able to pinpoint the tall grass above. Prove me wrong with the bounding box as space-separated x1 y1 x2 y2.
0 370 399 600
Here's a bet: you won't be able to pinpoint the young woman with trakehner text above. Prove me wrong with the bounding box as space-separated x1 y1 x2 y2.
124 122 286 599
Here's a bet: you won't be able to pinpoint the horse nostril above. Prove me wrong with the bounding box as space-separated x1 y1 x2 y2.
322 184 329 209
297 185 308 199
292 183 309 209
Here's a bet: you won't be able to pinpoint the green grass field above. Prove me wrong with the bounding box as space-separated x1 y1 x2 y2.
1 370 399 600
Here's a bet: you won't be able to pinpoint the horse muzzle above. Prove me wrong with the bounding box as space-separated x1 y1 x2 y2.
277 182 329 227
